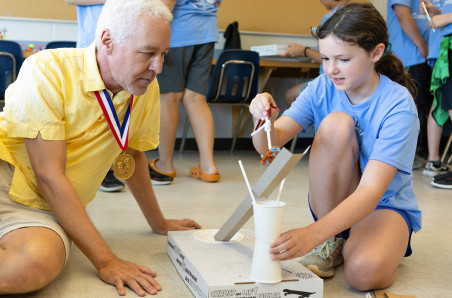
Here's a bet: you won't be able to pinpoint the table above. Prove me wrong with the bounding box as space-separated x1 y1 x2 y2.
22 50 36 58
258 57 319 92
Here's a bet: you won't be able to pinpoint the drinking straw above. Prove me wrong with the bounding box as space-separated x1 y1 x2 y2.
238 160 256 203
265 117 272 150
276 178 286 206
422 2 436 32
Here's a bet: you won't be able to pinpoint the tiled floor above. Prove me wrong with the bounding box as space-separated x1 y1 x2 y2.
13 149 452 298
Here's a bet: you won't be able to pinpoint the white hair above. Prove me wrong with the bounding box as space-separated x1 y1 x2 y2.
95 0 173 48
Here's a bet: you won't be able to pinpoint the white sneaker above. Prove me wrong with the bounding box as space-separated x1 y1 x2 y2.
423 161 449 177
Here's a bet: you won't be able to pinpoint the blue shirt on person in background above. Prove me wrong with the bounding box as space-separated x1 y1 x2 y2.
427 0 444 66
170 0 222 48
387 0 429 67
441 0 452 36
75 5 103 48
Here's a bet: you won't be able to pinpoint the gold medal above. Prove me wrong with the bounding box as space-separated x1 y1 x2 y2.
95 90 135 179
113 152 135 179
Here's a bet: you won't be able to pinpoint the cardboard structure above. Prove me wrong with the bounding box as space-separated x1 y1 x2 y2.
167 148 323 298
167 229 323 298
215 148 304 241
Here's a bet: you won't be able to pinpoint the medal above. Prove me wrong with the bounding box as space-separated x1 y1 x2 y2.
113 152 135 179
95 89 135 179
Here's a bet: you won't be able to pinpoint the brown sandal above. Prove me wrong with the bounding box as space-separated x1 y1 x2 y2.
189 165 220 182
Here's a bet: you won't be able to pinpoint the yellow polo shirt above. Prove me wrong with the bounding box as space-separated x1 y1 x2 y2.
0 43 160 210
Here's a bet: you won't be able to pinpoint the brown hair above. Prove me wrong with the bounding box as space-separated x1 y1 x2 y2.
314 3 417 98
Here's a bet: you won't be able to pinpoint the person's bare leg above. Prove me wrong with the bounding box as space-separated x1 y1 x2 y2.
285 83 304 106
182 89 218 174
156 92 184 174
343 209 409 291
0 227 66 294
427 104 443 161
308 112 361 218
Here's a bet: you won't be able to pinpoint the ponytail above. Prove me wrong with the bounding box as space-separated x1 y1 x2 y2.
376 52 417 98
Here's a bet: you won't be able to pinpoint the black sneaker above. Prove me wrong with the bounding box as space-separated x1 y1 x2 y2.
148 163 173 185
99 170 125 192
431 171 452 189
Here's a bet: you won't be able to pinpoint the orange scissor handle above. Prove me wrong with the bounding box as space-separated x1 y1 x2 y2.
260 146 281 165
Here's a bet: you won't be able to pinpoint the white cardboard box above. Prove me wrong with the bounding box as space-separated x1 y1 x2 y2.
250 44 289 56
167 229 323 298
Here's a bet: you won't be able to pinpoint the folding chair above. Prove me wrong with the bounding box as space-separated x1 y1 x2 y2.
0 40 23 100
180 49 260 152
441 133 452 167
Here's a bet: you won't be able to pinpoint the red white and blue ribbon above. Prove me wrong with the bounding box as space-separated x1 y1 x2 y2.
94 90 134 151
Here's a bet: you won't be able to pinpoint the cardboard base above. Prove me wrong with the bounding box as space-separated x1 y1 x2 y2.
167 229 323 298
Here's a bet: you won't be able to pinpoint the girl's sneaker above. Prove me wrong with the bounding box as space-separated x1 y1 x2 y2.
299 237 344 278
422 161 449 177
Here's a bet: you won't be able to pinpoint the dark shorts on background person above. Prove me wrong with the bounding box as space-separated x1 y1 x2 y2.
407 62 433 107
440 49 452 110
157 42 215 95
308 198 413 257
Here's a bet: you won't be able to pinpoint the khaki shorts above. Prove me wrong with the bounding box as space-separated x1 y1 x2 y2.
0 160 72 263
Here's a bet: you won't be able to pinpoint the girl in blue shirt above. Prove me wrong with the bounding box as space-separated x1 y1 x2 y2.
250 3 421 291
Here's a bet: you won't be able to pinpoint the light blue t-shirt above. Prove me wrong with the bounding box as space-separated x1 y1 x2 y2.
441 1 452 36
387 0 429 67
283 74 422 232
427 0 444 65
170 0 221 48
75 5 103 48
317 5 345 75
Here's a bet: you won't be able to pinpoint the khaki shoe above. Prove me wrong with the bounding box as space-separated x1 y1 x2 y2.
299 237 344 278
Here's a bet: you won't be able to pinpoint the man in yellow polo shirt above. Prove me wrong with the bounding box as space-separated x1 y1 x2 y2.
0 0 201 296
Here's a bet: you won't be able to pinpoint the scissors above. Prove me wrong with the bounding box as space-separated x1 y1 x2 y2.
251 103 281 165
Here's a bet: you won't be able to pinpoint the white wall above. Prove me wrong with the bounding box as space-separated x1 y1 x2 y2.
0 17 77 47
371 0 388 20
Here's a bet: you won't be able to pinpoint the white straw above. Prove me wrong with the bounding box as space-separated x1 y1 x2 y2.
238 160 256 203
264 117 272 150
266 129 272 150
422 2 436 32
276 178 286 206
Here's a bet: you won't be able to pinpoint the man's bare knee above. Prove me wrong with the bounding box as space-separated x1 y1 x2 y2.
0 246 64 295
0 229 65 295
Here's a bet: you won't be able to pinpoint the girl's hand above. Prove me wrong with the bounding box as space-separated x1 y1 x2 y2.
249 92 279 122
269 227 319 261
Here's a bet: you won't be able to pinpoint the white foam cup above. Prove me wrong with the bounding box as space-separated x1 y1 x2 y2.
250 199 286 283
